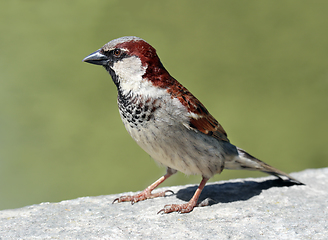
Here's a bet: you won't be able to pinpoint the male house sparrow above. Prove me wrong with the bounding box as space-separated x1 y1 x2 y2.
83 36 302 213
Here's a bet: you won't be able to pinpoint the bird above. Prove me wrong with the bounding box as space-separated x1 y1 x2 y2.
83 36 302 214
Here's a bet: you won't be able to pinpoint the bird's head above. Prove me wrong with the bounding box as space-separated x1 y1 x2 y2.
83 36 171 95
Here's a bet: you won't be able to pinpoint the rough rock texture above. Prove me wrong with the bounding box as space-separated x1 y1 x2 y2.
0 168 327 239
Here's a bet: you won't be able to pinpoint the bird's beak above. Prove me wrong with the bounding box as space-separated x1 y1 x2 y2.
82 49 109 66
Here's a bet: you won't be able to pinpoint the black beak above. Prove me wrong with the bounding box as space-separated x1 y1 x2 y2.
82 49 109 66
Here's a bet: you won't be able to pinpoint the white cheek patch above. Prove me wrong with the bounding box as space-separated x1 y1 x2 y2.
112 56 169 99
112 56 146 93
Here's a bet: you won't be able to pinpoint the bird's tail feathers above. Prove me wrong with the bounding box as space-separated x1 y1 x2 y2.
227 147 303 185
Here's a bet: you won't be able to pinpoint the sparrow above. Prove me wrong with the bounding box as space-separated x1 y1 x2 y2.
83 36 302 214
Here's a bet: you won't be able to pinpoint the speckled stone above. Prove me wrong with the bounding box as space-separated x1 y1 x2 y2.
0 168 327 239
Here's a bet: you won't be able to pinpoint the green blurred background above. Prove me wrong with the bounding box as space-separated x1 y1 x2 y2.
0 1 327 210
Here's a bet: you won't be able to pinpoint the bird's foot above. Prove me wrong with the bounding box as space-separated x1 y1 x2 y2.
158 177 210 214
113 189 174 204
158 201 199 214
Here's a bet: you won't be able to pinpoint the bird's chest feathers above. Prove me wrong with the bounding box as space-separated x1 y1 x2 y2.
117 93 160 131
117 89 189 144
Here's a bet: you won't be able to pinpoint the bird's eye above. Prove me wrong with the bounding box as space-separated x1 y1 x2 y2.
113 49 122 57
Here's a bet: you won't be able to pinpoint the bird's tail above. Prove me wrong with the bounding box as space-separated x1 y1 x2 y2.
226 147 303 185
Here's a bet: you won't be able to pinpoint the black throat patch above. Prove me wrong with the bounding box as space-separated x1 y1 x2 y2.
117 88 160 129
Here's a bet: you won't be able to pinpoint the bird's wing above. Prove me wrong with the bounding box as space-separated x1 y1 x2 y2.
167 80 230 143
188 112 230 142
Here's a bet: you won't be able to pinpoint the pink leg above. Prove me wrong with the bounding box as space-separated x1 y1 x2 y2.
113 168 175 204
158 177 209 214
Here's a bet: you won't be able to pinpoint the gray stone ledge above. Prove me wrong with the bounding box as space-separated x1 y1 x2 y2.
0 168 327 239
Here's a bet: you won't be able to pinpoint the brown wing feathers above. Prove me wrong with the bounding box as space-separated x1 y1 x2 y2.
167 80 229 142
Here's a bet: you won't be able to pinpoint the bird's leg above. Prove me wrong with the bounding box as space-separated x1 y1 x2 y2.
158 177 209 214
113 168 176 204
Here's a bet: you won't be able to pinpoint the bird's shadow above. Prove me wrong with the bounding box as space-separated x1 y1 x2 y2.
175 179 302 206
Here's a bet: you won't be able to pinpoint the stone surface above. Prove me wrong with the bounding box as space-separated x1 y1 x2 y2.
0 168 327 239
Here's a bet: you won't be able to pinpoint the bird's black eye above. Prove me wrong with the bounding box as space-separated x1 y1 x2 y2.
113 49 122 57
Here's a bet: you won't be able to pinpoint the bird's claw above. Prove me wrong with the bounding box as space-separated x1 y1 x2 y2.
157 202 197 214
163 189 174 196
112 189 174 205
112 198 119 204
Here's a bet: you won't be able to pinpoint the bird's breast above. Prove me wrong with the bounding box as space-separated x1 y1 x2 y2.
117 94 229 178
117 93 161 130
